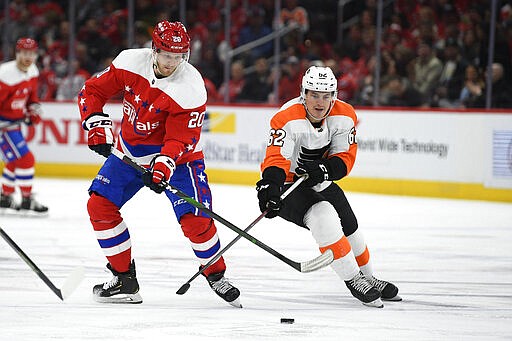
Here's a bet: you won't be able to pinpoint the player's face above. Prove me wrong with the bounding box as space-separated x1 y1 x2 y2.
16 50 37 71
154 51 185 77
304 90 334 122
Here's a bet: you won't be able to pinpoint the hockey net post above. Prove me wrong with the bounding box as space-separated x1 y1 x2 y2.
111 149 334 277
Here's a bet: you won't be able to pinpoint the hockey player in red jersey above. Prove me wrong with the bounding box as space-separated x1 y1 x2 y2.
257 66 400 307
0 38 48 216
78 21 241 307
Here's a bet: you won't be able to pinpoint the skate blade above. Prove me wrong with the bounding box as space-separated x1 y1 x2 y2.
228 297 242 308
383 294 402 301
94 292 143 304
0 208 21 216
363 298 384 308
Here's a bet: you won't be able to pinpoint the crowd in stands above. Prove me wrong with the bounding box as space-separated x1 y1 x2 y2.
1 0 511 108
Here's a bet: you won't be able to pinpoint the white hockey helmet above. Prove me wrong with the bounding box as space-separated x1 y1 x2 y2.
300 66 338 100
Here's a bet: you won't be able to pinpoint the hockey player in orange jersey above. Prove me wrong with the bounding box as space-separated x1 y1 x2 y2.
256 65 401 307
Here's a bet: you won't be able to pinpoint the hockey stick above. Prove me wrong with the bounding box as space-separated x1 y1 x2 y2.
0 227 84 301
176 176 306 295
111 148 334 273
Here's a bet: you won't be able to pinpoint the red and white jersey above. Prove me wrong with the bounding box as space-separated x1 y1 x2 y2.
78 48 207 166
261 97 358 183
0 60 39 121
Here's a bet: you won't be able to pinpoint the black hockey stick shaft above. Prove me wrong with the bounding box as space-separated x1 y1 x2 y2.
112 149 308 272
0 227 63 300
176 176 305 295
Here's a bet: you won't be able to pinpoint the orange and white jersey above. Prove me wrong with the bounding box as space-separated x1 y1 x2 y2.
261 97 357 184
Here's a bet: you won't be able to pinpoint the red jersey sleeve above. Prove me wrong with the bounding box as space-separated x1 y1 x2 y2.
78 64 124 121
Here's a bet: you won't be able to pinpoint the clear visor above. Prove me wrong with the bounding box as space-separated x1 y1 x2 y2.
156 51 187 63
16 50 38 59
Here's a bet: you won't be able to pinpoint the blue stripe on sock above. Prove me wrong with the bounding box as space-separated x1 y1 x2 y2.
98 228 130 249
193 240 221 259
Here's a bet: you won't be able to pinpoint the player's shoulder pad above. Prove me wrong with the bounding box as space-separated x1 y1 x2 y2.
0 61 39 85
329 99 357 123
159 63 207 110
271 97 304 127
112 48 149 75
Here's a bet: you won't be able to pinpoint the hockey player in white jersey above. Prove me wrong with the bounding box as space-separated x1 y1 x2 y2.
257 66 401 307
78 21 240 307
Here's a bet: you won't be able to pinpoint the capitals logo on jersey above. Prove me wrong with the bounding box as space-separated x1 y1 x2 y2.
122 98 160 134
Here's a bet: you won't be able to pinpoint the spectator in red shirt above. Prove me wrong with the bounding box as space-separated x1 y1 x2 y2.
217 60 245 102
276 56 303 104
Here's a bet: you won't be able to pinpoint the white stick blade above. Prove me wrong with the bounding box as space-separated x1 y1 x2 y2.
300 249 334 273
60 266 85 300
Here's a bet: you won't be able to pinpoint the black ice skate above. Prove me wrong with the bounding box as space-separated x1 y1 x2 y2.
205 270 242 308
345 271 383 308
0 194 19 215
19 195 48 216
367 276 402 301
93 260 142 304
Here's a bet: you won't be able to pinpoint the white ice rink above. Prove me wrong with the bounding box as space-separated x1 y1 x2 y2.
1 178 511 340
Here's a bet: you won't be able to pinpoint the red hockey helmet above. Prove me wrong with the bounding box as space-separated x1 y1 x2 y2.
152 21 190 53
16 38 38 51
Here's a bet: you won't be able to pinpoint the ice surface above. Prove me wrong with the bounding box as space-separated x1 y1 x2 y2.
1 178 511 340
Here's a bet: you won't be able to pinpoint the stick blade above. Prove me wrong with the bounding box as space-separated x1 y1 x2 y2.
300 249 334 273
60 266 85 300
176 283 191 295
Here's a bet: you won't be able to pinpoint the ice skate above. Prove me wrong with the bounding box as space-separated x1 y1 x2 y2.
367 276 402 301
19 195 48 216
0 194 19 215
93 260 142 304
205 271 242 308
345 271 383 308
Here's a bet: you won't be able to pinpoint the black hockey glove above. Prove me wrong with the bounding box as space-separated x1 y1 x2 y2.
256 179 282 219
295 160 331 187
295 157 348 187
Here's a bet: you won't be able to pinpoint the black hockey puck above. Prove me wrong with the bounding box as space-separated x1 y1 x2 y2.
280 318 295 324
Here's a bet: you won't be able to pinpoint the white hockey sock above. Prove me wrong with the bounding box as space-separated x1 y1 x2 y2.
304 201 359 280
347 229 373 277
331 250 360 281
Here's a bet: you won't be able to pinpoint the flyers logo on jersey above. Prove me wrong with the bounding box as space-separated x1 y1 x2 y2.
296 144 330 167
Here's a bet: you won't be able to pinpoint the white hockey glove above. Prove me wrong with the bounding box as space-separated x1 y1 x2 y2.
82 113 114 157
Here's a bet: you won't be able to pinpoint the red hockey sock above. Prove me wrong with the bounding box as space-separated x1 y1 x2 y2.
88 193 131 272
180 214 226 276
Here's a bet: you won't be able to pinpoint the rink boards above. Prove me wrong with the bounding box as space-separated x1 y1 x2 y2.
4 102 512 202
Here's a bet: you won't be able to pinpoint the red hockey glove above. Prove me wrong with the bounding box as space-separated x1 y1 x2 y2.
142 154 176 194
24 103 43 125
82 113 114 157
